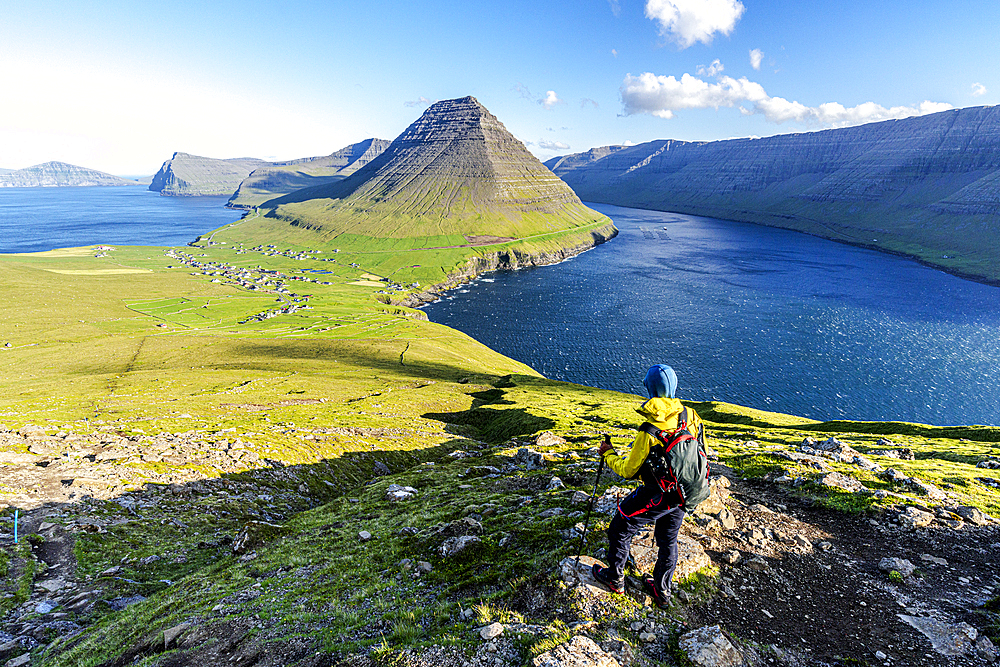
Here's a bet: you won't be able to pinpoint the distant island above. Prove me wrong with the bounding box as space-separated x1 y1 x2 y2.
0 161 139 187
546 105 1000 285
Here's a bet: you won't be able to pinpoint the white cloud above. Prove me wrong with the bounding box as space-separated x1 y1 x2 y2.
611 48 619 57
581 98 600 109
645 0 745 48
749 48 763 70
696 59 724 77
620 71 953 127
404 96 433 107
972 82 987 97
537 140 570 150
540 90 562 109
608 0 621 16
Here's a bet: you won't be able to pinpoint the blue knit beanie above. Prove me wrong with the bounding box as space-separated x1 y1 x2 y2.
643 364 677 398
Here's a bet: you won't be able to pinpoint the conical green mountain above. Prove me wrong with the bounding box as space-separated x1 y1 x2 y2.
259 96 608 240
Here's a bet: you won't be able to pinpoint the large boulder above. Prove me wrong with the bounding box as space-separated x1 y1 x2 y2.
533 635 620 667
898 615 980 656
631 531 710 582
696 475 732 515
679 625 743 667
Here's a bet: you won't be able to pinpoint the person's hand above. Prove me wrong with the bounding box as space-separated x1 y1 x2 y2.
598 437 613 456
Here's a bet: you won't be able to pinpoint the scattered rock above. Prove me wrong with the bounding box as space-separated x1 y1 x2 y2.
904 477 946 500
547 477 565 491
717 508 736 531
878 557 915 578
535 432 567 448
954 505 992 525
679 625 743 667
233 521 291 554
465 465 502 478
515 448 546 470
897 506 935 529
976 635 998 661
898 615 979 656
479 622 504 640
560 556 616 597
385 483 418 501
532 635 620 667
440 535 481 557
358 531 373 542
571 490 591 504
819 471 866 493
631 533 710 581
162 622 191 649
5 654 31 667
724 550 740 565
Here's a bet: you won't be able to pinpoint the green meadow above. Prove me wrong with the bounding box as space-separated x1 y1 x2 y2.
1 221 999 665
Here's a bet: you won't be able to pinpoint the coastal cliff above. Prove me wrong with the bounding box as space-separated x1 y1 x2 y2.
149 152 270 196
546 106 1000 283
0 161 137 187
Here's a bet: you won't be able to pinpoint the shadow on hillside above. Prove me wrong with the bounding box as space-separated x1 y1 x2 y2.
2 433 491 666
226 338 499 385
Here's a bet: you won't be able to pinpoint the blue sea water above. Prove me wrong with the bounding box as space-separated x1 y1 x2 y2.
0 186 242 253
423 203 1000 426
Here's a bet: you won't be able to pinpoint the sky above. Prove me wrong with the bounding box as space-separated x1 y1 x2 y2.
2 0 997 175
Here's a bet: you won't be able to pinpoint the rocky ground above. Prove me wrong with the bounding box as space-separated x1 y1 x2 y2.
1 419 999 667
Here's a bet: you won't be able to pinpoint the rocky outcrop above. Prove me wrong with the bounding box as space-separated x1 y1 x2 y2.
546 106 1000 284
0 162 138 187
149 153 270 196
227 139 390 209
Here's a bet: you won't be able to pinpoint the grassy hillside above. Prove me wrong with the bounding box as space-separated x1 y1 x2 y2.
0 231 997 666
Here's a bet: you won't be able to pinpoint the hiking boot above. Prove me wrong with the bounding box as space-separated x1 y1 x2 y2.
641 575 670 610
591 564 624 594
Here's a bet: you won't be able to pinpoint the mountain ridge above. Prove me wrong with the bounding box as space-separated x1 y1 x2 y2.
545 106 1000 284
226 138 391 209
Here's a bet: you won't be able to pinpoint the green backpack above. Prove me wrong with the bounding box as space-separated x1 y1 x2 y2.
637 407 711 510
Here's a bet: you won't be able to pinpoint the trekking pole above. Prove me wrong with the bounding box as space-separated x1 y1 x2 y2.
575 434 609 568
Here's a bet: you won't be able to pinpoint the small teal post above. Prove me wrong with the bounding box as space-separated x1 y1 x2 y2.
12 508 17 544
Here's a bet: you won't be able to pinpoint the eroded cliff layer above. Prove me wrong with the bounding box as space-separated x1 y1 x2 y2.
261 96 610 240
546 106 1000 283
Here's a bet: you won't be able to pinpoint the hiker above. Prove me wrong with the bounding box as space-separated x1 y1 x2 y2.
592 364 708 609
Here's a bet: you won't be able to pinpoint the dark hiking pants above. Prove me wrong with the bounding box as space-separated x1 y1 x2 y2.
606 485 685 594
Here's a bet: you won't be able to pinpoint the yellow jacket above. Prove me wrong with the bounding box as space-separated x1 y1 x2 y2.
602 397 705 480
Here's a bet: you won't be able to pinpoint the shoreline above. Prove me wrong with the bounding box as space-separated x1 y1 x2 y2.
396 221 618 308
588 200 1000 290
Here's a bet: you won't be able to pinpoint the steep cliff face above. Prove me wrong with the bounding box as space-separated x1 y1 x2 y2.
546 106 1000 282
149 153 270 196
262 96 609 239
227 139 390 209
0 162 138 187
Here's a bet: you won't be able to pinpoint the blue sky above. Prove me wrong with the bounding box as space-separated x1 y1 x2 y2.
2 0 997 174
